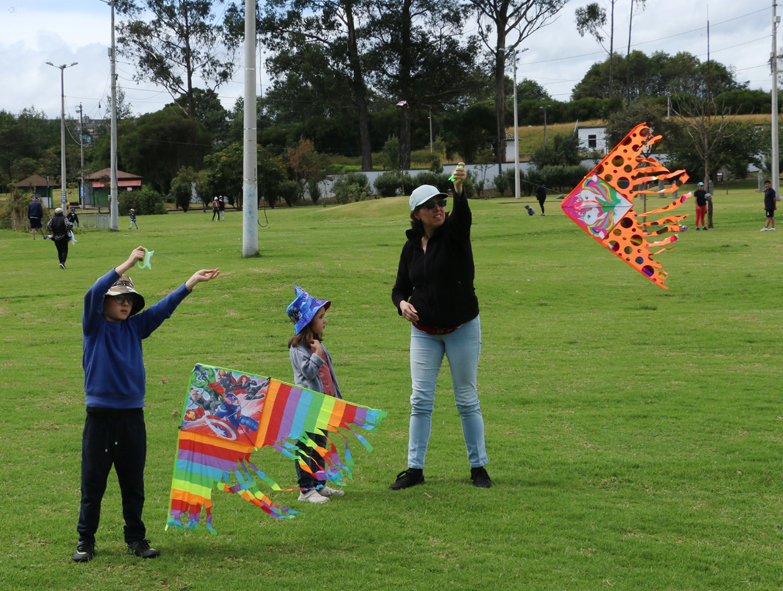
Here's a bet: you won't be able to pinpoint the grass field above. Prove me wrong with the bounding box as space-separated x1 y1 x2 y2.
1 187 781 590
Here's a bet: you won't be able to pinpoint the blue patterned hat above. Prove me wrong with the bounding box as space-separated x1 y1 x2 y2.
286 285 331 335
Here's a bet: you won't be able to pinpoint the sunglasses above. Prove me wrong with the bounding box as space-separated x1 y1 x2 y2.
419 199 447 210
113 294 136 306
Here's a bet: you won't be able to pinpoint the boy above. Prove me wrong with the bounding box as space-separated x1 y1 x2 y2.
73 246 219 562
129 209 139 230
761 180 777 231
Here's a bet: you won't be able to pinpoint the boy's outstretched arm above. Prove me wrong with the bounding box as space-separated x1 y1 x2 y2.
84 246 146 335
185 268 221 291
115 246 146 276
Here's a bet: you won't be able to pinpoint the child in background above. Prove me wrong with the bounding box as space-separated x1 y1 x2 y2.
73 246 219 562
286 285 345 504
129 209 139 230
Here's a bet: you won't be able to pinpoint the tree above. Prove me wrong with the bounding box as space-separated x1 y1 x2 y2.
258 0 376 171
469 0 567 172
117 0 236 119
530 132 581 168
625 0 646 104
285 138 328 203
575 1 616 97
174 88 230 147
366 0 481 169
170 165 209 211
604 98 675 151
514 77 552 102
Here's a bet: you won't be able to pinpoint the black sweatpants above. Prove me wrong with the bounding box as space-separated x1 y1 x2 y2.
54 238 68 265
77 409 147 545
294 432 328 490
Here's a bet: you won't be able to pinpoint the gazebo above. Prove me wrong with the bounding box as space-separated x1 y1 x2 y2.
85 169 143 207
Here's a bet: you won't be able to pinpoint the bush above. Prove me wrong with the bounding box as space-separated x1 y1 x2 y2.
412 172 452 194
333 172 370 204
493 173 509 196
410 150 442 173
169 182 192 212
118 188 167 216
383 137 400 170
533 165 590 192
277 180 300 207
374 171 404 197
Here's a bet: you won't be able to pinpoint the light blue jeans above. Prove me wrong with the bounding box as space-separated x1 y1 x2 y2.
408 315 488 470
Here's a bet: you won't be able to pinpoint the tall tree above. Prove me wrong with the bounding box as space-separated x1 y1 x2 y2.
368 0 481 169
576 0 616 97
257 0 375 171
469 0 567 172
117 0 236 119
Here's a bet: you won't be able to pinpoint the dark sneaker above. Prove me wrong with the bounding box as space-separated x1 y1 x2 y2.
470 466 492 488
389 468 425 490
72 540 95 562
127 539 160 559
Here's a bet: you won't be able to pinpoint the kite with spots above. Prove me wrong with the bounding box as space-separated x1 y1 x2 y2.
561 123 689 289
167 363 386 533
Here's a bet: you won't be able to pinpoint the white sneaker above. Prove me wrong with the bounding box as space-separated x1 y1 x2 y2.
770 227 776 231
319 486 345 497
761 228 769 232
298 489 330 504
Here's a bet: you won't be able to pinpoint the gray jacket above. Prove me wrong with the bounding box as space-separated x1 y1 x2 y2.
289 341 342 399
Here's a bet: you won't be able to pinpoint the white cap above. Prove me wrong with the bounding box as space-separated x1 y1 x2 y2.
54 207 63 214
409 185 447 211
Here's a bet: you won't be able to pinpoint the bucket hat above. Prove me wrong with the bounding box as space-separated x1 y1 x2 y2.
409 185 448 211
105 274 145 316
286 285 330 335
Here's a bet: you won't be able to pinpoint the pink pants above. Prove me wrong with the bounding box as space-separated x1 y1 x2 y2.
695 205 706 227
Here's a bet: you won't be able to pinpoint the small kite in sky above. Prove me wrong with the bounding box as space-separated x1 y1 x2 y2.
561 123 689 289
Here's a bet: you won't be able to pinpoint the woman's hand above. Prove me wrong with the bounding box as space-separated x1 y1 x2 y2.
452 162 467 195
399 301 419 323
185 268 220 291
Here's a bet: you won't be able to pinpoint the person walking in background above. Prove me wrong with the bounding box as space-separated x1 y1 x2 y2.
535 181 547 216
28 195 46 240
129 209 139 230
694 182 708 231
389 163 491 491
761 179 777 231
212 198 220 222
219 196 225 221
68 207 80 228
46 207 71 269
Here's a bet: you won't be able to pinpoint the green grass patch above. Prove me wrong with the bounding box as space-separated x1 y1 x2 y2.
0 191 781 590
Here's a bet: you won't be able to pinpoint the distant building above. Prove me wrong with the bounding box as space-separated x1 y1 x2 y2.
84 169 143 207
14 174 53 207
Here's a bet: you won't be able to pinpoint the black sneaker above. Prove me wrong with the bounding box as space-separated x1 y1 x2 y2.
389 468 425 490
72 540 95 562
470 466 492 488
127 539 160 559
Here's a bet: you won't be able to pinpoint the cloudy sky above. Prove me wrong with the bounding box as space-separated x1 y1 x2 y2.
0 0 776 122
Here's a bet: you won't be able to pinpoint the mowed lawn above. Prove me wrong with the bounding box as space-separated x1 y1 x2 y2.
0 188 781 591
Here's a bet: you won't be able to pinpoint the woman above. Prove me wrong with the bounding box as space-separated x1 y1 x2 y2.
390 163 491 490
47 207 71 269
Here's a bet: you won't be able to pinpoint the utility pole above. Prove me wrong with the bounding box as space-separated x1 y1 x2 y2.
78 103 85 209
428 109 433 153
46 61 78 213
242 0 258 257
110 1 118 230
772 0 780 199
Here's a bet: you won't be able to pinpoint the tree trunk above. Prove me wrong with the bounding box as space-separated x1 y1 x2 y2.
399 106 412 170
398 0 413 170
345 1 373 171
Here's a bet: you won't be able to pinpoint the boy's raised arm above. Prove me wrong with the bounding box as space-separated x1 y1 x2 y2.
115 246 146 276
83 247 145 335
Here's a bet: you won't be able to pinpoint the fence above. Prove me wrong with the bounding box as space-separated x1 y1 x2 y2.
0 213 110 231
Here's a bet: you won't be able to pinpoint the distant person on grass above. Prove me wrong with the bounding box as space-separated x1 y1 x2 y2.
535 181 547 215
212 197 220 221
72 247 220 563
389 162 491 491
68 207 80 228
694 182 708 231
761 180 777 232
28 195 45 240
219 196 225 221
129 209 139 230
46 207 71 269
286 286 346 505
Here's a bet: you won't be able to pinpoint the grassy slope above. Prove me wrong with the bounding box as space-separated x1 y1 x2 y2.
0 189 781 590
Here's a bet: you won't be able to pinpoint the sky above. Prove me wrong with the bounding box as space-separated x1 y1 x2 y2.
0 0 776 122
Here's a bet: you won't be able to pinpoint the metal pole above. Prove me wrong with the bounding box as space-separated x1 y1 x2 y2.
512 51 520 200
429 109 433 153
544 108 547 152
110 2 119 230
772 0 780 199
242 0 258 257
60 66 67 211
79 103 85 209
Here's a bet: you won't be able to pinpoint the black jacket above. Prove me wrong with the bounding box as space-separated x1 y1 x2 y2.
48 214 69 241
28 201 43 219
392 191 479 329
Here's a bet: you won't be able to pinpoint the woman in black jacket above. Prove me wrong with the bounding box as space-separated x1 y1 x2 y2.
389 163 491 490
47 207 71 269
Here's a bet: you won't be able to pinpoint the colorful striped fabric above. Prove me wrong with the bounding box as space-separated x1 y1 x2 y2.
167 364 386 534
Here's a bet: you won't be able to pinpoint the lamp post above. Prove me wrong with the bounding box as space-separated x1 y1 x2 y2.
242 0 258 256
46 61 78 212
539 105 548 153
499 47 528 197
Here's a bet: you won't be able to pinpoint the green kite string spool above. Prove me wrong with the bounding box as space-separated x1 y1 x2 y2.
137 248 154 270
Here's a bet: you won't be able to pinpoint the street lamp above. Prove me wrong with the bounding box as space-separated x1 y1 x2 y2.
46 61 78 212
499 47 528 199
539 105 549 153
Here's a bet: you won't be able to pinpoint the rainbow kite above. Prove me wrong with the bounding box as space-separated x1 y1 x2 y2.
561 123 689 289
167 364 386 534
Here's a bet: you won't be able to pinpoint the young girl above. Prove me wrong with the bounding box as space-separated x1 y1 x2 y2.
286 285 345 504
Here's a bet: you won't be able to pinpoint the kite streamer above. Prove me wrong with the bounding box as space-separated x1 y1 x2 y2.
561 123 689 289
167 364 386 534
